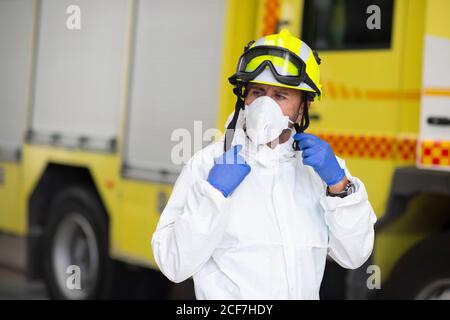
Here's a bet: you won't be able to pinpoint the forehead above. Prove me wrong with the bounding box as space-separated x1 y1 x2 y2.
247 83 300 96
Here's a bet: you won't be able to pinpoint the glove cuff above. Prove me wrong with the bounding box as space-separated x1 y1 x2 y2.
326 168 346 186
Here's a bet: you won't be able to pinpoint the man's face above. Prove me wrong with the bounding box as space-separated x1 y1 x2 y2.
244 82 304 126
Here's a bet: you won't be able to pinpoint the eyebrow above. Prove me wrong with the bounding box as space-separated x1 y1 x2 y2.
274 88 290 95
248 85 291 96
248 85 265 91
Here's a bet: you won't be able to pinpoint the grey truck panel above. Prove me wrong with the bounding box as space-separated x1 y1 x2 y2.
0 0 33 161
123 0 224 180
30 0 128 150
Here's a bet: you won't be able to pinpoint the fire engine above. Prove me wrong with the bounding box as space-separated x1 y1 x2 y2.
0 0 449 299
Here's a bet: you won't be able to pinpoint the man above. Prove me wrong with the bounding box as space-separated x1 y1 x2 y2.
152 29 376 299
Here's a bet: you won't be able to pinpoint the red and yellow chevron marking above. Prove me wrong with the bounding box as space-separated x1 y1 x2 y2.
310 132 417 163
419 140 450 167
322 83 450 101
262 0 280 36
303 132 450 168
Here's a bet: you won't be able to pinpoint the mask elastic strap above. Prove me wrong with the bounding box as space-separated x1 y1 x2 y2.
224 83 246 152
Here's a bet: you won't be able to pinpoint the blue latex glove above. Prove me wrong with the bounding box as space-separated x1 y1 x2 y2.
207 145 251 197
293 133 345 186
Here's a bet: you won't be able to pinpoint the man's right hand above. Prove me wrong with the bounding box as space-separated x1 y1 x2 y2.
207 145 251 197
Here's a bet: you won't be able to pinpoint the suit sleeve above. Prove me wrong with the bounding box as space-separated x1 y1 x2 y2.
151 158 231 283
319 157 377 269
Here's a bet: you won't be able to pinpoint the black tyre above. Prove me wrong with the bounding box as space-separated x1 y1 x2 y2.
43 186 111 299
380 232 450 300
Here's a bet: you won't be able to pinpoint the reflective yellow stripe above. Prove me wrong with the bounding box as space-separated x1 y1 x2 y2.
424 87 450 97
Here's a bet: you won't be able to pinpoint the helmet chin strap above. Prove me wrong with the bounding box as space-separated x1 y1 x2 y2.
224 82 247 152
292 92 310 151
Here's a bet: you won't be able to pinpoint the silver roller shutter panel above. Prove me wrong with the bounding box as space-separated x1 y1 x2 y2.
30 0 128 151
0 0 33 161
124 0 224 182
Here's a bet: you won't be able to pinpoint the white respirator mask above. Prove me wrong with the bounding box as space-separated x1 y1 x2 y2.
244 96 294 145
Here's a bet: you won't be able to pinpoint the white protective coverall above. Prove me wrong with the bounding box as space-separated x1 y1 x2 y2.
151 110 377 300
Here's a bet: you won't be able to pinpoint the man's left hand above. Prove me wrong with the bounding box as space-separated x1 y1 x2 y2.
293 133 346 186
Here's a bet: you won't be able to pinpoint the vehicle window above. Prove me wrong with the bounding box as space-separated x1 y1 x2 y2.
301 0 394 50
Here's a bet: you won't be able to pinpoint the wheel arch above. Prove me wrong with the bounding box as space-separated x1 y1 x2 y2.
346 167 450 299
27 163 110 280
376 167 450 232
380 230 450 299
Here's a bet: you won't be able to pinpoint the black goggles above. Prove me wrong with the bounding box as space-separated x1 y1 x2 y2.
230 45 319 94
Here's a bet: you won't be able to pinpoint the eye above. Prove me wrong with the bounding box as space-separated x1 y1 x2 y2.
275 93 287 100
250 89 264 96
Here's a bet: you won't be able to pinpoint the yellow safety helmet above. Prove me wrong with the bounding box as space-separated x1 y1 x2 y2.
229 29 322 100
